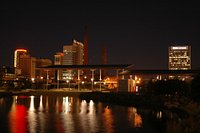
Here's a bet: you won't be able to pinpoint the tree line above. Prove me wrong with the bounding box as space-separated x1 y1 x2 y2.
144 74 200 102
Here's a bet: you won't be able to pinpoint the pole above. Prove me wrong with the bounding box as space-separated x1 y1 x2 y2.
78 69 80 91
57 69 59 89
46 70 49 90
99 69 102 91
122 69 125 79
91 69 95 90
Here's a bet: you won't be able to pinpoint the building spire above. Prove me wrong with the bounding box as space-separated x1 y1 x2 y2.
102 45 107 65
84 26 88 65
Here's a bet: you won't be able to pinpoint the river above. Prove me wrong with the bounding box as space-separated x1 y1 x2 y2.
0 95 186 133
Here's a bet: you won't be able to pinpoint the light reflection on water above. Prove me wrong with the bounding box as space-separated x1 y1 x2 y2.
0 95 182 133
103 106 114 133
128 108 142 128
28 96 37 133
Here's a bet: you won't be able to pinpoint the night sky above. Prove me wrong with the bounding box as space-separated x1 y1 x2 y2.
1 1 200 69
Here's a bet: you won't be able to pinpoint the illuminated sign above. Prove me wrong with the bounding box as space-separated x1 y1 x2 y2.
15 49 27 52
171 46 188 50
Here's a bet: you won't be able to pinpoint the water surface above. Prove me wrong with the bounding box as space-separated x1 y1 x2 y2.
0 95 182 133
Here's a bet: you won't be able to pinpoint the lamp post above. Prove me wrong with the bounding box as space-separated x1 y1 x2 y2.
91 69 95 90
78 69 80 91
45 70 49 90
99 69 102 91
66 80 70 89
57 69 60 89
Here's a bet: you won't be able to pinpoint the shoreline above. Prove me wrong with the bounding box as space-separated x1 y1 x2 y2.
0 90 197 115
0 90 166 109
0 89 87 98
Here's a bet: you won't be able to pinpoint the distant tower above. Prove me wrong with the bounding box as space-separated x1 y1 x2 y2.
102 45 107 78
84 26 88 65
102 45 107 65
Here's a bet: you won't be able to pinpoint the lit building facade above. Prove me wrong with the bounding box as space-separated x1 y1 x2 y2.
54 52 64 81
19 54 36 79
14 49 28 68
62 40 84 80
168 45 191 70
63 40 84 65
14 49 28 75
54 52 64 65
14 49 53 79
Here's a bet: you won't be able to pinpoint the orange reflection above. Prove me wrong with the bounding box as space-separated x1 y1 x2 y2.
9 105 28 133
103 106 114 133
55 115 65 133
134 113 142 127
128 108 142 128
56 97 63 113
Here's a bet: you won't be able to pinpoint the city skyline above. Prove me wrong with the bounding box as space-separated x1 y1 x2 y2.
1 1 200 69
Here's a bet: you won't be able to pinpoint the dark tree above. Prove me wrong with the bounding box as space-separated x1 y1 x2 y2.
147 79 189 96
191 74 200 102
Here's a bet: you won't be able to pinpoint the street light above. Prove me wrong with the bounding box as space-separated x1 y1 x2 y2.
91 69 95 90
45 70 49 90
91 78 94 89
66 80 70 89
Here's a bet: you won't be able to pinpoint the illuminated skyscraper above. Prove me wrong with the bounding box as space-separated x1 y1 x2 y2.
168 45 191 70
14 49 28 68
62 40 84 80
63 40 84 65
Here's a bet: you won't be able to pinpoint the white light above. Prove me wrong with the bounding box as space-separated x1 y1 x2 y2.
172 46 187 50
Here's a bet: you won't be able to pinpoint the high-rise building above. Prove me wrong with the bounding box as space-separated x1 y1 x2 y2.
168 45 191 70
19 54 36 79
62 40 84 80
14 49 28 68
14 48 53 79
63 40 84 65
14 49 28 75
